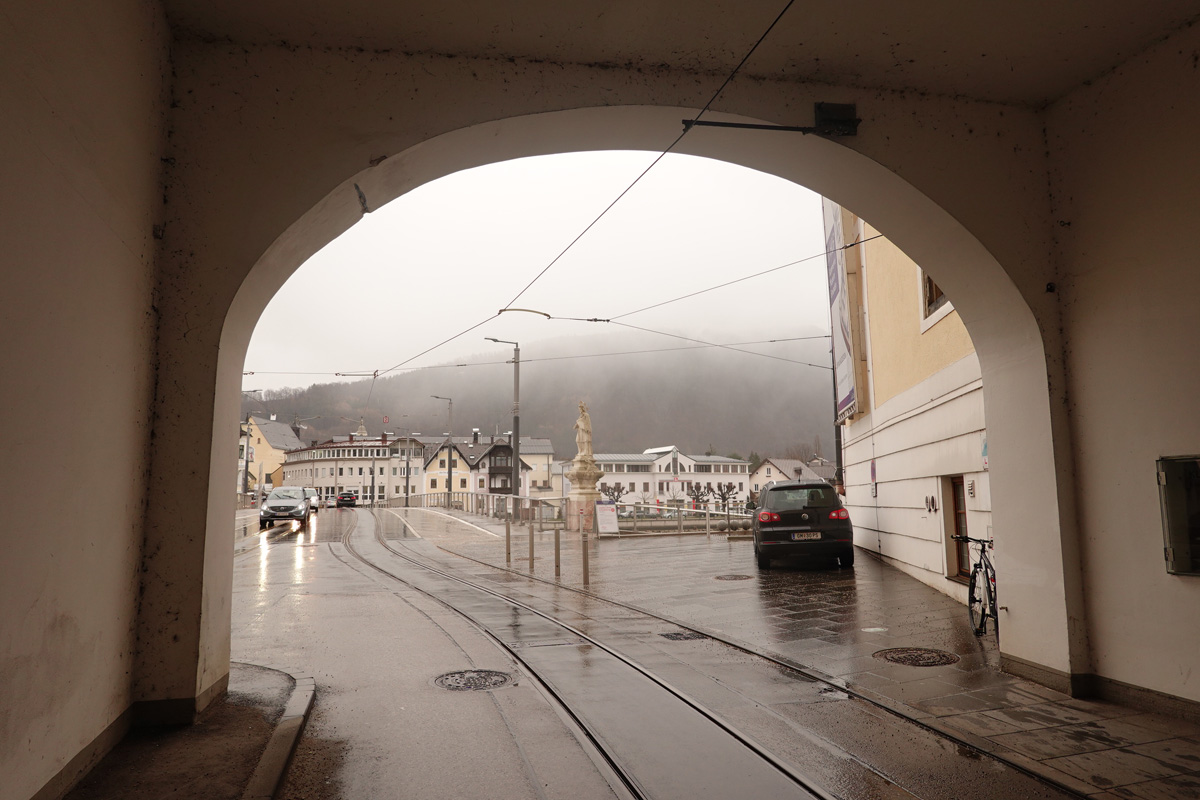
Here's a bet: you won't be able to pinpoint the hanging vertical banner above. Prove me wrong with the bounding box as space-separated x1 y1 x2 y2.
821 197 858 422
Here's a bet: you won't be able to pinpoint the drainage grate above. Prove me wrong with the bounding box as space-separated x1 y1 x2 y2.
714 574 753 581
873 648 960 667
433 669 512 691
660 631 709 641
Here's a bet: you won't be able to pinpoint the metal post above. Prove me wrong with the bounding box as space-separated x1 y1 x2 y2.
633 503 638 533
706 504 711 536
528 511 534 572
505 506 511 564
554 526 561 578
580 510 589 585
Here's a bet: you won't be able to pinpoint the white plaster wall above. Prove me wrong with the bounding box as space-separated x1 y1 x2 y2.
844 355 991 599
0 1 168 795
1047 23 1200 702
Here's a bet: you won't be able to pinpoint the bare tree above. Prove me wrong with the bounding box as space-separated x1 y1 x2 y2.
686 482 710 507
711 482 739 525
600 483 630 504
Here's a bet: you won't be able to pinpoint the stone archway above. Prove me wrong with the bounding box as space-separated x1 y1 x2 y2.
206 105 1080 691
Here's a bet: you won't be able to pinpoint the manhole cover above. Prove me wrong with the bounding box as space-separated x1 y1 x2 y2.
873 648 960 667
660 631 708 641
714 574 752 581
433 670 512 690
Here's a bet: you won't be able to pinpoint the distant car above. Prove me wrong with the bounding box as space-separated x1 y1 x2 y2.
325 496 337 508
259 487 311 530
752 480 854 569
336 491 357 507
304 487 320 514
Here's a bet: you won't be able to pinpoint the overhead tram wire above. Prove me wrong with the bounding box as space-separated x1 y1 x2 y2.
286 0 797 388
605 320 832 369
501 0 798 310
610 234 883 320
247 336 829 379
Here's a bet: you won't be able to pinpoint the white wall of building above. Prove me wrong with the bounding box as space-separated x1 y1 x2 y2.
843 355 990 602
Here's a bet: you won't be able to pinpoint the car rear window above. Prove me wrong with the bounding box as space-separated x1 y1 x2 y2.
764 485 838 511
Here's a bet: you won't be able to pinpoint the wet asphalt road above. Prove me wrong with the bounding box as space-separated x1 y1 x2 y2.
234 508 1080 799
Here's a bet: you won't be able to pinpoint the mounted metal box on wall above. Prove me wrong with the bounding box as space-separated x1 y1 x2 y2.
1156 456 1200 575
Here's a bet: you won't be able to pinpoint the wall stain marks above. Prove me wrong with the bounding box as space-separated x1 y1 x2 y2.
354 183 370 214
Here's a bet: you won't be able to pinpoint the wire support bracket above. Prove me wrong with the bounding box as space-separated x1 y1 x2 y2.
683 103 860 137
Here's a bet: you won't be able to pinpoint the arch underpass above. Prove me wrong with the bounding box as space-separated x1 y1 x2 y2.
7 4 1200 797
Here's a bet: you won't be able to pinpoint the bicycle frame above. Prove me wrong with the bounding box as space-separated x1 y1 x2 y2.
953 535 998 637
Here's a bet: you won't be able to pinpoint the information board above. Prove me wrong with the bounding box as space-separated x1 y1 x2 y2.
595 501 619 534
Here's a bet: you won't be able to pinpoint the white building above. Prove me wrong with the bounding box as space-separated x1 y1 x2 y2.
281 433 424 502
561 446 751 508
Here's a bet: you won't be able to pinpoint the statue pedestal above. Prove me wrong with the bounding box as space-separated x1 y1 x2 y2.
566 455 604 533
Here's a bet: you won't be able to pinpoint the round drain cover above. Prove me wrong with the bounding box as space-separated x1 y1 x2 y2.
714 574 752 581
873 648 960 667
434 669 512 691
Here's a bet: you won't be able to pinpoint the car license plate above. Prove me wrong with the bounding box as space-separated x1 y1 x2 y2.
792 531 820 541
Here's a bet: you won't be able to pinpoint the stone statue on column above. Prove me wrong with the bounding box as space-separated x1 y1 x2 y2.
566 401 603 532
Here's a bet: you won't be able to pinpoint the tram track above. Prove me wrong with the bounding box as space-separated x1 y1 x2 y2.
340 508 833 800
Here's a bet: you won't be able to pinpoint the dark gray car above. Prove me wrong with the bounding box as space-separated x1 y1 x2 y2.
259 487 311 530
752 480 854 569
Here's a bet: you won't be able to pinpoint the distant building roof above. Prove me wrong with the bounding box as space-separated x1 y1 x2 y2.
690 454 748 464
252 416 303 452
594 454 658 462
761 458 829 482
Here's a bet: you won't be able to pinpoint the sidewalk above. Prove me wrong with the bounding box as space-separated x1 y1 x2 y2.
402 507 1200 799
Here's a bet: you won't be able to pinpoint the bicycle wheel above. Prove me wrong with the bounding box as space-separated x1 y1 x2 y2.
985 567 999 636
967 565 986 636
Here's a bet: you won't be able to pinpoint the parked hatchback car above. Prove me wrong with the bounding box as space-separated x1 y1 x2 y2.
752 480 854 569
259 487 311 529
304 487 320 514
336 491 358 507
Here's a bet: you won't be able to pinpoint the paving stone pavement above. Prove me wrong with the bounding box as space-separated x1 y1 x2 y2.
377 506 1200 799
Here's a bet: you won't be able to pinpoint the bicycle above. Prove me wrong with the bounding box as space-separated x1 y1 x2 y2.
952 535 998 637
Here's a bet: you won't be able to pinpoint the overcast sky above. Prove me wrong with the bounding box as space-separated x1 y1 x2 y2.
243 151 832 393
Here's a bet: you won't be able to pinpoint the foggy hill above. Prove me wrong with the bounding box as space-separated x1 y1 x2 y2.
245 330 835 460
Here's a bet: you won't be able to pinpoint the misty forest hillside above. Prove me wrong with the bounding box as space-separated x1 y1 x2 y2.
246 330 835 460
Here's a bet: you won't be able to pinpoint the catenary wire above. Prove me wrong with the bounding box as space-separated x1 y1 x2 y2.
244 336 830 378
607 321 831 369
501 0 797 310
611 234 882 320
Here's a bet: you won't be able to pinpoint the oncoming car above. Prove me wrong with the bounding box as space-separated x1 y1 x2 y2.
260 487 311 530
752 480 854 569
303 487 320 514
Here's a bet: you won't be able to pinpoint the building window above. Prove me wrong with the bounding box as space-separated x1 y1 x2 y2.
338 467 344 476
643 482 649 492
923 271 948 317
358 467 363 475
439 459 446 468
431 479 438 488
460 478 467 488
479 478 485 489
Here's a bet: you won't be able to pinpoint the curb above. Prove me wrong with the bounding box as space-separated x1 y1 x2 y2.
241 673 316 800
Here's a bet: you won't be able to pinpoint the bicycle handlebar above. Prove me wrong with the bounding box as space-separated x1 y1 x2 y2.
951 534 993 546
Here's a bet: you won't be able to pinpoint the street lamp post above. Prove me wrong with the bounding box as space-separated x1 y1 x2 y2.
485 337 520 505
432 396 453 508
405 431 420 507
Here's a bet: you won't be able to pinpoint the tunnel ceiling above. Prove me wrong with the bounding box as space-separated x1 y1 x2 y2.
162 1 1198 107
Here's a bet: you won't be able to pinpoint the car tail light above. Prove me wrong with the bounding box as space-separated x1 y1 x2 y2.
829 509 849 520
757 511 780 523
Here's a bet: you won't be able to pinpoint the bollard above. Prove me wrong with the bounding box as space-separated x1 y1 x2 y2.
505 509 511 564
579 510 589 585
706 505 711 537
528 515 534 572
554 526 561 578
633 504 638 534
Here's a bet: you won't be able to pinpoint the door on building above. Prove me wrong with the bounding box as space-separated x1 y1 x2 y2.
951 476 970 578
